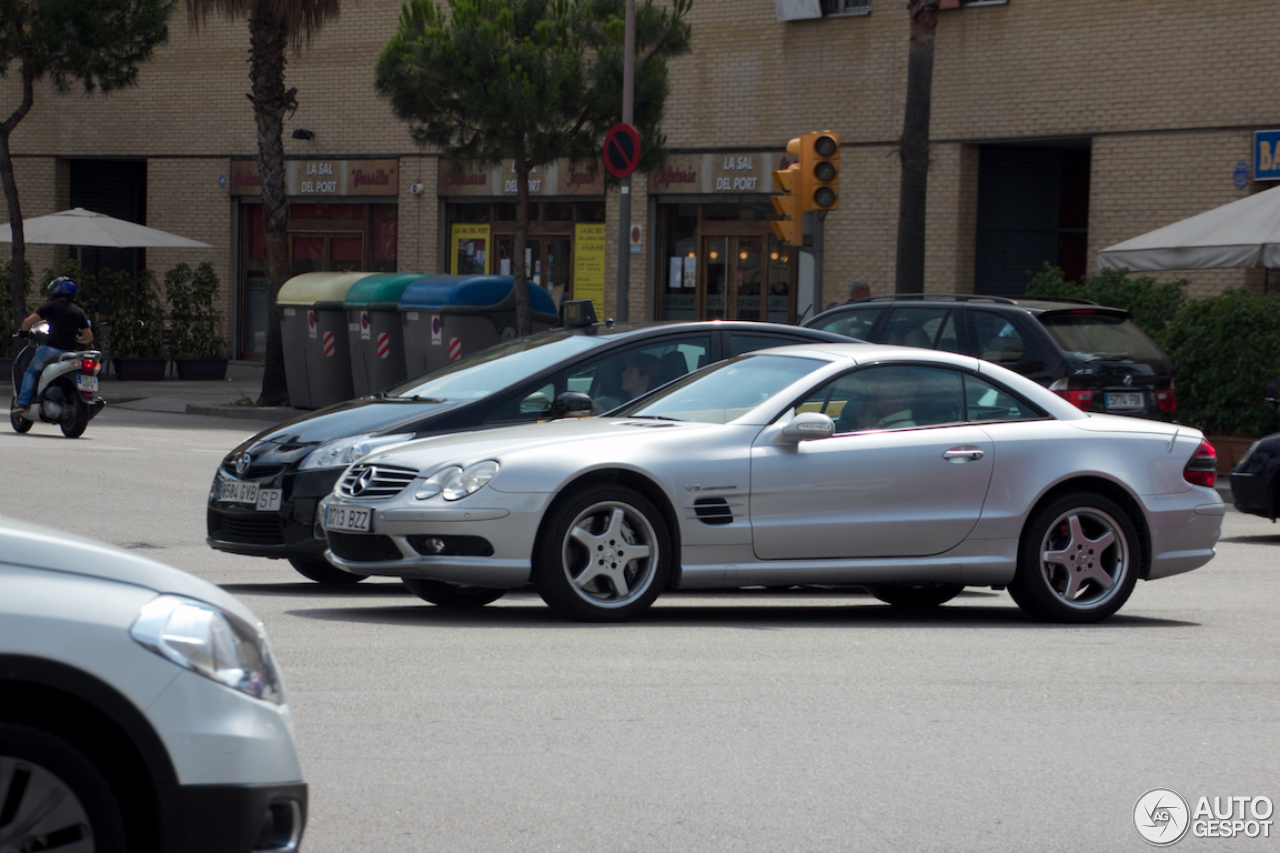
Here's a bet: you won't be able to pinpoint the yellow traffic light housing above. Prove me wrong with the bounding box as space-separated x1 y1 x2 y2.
771 162 803 245
799 131 840 212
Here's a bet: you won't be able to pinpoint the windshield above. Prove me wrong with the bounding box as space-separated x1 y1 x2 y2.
1039 313 1168 363
385 331 603 401
616 353 826 424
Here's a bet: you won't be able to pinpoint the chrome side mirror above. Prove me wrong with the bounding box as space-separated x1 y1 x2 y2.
778 411 835 443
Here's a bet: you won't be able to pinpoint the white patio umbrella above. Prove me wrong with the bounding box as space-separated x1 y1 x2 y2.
1097 183 1280 272
0 207 212 249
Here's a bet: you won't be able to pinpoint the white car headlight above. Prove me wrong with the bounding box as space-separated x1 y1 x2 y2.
131 595 283 705
300 433 414 470
414 461 499 501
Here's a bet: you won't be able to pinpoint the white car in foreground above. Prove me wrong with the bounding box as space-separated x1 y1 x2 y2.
0 516 306 852
319 343 1224 624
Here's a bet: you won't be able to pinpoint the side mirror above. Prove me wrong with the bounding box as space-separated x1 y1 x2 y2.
551 391 594 419
778 411 835 443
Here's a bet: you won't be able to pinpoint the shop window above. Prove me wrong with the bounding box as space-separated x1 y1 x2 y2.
820 0 870 15
577 201 606 223
776 0 870 19
372 205 398 272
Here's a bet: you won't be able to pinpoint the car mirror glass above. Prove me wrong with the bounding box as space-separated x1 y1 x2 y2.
552 391 594 419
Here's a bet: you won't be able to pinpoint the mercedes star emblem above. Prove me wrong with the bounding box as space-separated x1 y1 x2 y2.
350 467 376 496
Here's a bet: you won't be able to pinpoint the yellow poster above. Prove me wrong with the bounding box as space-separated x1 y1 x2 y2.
450 223 490 275
573 223 606 320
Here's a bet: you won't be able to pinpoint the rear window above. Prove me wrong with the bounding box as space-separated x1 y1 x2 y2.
1038 313 1168 362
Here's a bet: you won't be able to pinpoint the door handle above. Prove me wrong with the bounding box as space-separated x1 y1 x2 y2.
943 447 984 462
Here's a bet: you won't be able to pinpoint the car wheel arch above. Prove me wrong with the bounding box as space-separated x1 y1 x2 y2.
1 658 174 852
1019 476 1152 580
534 468 683 590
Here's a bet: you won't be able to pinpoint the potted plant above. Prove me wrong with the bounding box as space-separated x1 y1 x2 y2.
165 261 228 380
103 269 167 380
1 259 34 379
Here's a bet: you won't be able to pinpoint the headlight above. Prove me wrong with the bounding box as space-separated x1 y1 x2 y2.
131 595 283 704
414 460 499 501
299 433 414 470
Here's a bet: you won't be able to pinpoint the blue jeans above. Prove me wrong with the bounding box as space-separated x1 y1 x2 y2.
16 345 65 407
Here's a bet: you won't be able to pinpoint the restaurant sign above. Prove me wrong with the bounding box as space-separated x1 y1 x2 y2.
229 159 399 196
648 151 790 195
439 158 606 197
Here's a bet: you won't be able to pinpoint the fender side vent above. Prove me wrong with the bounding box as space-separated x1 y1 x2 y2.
693 497 734 526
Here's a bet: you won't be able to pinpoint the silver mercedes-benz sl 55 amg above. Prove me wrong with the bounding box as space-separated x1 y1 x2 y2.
318 343 1224 623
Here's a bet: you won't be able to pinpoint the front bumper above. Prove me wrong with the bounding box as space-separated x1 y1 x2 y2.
319 491 554 587
207 469 343 559
158 782 306 853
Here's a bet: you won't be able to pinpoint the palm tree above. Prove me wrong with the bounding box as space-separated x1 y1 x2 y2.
186 0 343 405
894 0 940 294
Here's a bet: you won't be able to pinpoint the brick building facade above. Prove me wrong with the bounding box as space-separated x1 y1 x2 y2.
4 0 1276 357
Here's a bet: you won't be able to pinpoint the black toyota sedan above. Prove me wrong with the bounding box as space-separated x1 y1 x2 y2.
208 319 854 582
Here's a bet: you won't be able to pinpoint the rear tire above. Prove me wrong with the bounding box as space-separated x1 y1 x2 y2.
533 484 670 622
288 556 368 584
403 578 506 608
1009 491 1139 623
61 393 89 438
868 583 964 608
0 722 128 853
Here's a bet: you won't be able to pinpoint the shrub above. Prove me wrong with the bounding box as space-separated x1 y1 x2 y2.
99 269 165 359
1163 288 1280 437
164 261 226 359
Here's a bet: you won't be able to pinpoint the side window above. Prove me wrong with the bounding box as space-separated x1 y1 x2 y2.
567 336 712 413
798 364 964 433
963 374 1041 422
810 305 884 341
487 380 556 423
884 307 951 349
970 311 1027 364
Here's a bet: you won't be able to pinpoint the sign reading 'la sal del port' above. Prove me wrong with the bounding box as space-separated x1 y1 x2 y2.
229 160 399 196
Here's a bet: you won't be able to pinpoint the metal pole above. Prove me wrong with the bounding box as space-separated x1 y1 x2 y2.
614 0 635 321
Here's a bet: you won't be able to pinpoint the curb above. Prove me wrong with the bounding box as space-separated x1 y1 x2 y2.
185 403 299 423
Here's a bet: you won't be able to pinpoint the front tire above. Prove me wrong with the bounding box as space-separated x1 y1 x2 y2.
403 578 506 608
534 485 671 622
869 583 964 608
0 722 128 853
10 398 32 433
1009 491 1140 623
289 556 368 584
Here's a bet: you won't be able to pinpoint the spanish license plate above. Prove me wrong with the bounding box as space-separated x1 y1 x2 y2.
325 505 372 533
219 480 282 511
1105 391 1144 411
76 374 98 393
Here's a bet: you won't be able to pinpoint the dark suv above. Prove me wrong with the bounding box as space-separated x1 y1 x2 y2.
804 294 1176 421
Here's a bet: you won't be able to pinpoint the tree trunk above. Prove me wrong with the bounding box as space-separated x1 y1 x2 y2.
247 4 293 405
1 51 35 352
512 155 533 338
894 0 940 295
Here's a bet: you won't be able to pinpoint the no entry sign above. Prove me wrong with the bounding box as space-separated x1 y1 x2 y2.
604 123 642 179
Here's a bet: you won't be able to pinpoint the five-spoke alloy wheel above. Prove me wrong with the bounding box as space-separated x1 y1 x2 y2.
534 485 670 622
1010 491 1140 623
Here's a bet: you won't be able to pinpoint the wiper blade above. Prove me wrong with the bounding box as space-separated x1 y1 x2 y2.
622 414 687 422
391 395 446 403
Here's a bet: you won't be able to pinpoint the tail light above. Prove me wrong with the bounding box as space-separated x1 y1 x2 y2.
1049 378 1093 411
80 358 99 375
1184 439 1217 488
1156 387 1176 413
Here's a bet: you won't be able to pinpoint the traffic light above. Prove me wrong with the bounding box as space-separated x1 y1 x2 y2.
799 130 840 211
771 162 803 245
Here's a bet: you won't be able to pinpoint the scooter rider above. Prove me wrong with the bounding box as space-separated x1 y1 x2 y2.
14 276 93 410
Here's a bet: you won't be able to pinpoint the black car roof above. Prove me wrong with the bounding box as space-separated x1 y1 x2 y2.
807 294 1129 322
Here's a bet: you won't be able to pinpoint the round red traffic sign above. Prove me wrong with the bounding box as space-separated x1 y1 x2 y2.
604 123 642 179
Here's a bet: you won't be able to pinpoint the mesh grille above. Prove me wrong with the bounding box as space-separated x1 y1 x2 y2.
211 511 286 545
327 532 403 562
337 464 418 499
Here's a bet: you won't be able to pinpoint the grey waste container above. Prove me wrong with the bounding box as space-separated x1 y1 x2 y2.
344 273 425 397
277 272 369 410
399 275 559 377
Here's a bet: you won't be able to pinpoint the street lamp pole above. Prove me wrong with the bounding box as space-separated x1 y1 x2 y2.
614 0 635 321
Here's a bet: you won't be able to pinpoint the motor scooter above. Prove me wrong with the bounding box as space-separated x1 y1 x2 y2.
10 321 106 438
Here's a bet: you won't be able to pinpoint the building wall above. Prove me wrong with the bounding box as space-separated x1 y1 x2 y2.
5 0 1279 330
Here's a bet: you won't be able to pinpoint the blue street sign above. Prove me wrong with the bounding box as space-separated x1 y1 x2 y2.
1254 130 1280 181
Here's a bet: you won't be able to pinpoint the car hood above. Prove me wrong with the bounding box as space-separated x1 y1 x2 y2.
359 416 730 487
234 396 468 460
0 516 260 625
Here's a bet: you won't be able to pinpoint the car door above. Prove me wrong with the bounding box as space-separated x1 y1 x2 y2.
750 363 995 560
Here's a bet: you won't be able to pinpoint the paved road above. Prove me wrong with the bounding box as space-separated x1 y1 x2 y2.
2 407 1277 852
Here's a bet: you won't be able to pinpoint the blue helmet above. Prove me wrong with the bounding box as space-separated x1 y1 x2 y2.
48 276 78 299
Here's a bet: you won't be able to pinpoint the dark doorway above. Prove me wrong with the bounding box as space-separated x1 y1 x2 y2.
974 145 1091 295
68 159 147 299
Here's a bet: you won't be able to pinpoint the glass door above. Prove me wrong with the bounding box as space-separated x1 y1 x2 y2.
702 236 729 320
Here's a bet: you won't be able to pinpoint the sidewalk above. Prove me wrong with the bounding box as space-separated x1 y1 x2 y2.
2 360 303 423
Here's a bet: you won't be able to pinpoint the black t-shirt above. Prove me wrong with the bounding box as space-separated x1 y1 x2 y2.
36 299 91 351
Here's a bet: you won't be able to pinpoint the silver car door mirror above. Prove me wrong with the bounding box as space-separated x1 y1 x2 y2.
779 411 835 443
